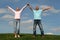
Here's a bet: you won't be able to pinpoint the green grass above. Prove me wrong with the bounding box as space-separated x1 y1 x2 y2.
0 34 60 40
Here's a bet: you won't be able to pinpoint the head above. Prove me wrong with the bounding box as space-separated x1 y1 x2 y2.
35 5 39 10
16 7 20 11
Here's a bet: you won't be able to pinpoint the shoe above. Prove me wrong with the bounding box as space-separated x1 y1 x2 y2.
18 35 20 38
14 35 17 38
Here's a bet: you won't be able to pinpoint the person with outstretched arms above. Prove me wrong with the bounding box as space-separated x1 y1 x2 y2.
27 3 51 38
7 4 27 38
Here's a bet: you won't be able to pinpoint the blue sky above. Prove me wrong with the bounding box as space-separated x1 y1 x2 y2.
0 0 60 35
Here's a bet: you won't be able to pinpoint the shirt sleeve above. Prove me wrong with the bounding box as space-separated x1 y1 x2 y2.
40 9 43 12
8 6 15 13
33 10 35 13
19 5 27 13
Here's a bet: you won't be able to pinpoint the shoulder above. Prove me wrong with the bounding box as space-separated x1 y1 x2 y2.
39 9 43 11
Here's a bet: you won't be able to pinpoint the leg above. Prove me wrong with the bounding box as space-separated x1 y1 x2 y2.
17 19 20 37
14 20 18 38
33 20 37 36
38 20 44 36
17 20 20 35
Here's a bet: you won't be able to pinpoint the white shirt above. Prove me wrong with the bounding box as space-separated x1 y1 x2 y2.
8 5 27 19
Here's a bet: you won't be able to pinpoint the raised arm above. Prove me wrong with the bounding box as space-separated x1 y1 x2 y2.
7 6 15 13
27 4 33 11
20 4 27 12
42 6 51 11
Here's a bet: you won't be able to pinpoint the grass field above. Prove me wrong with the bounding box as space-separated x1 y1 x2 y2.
0 34 60 40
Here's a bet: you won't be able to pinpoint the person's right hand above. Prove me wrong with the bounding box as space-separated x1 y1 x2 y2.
27 3 30 6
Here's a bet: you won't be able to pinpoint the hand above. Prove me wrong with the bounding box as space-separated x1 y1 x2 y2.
27 3 30 6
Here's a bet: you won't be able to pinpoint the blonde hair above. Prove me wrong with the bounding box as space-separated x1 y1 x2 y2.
16 7 20 11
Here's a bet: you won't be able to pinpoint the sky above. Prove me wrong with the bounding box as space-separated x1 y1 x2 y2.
0 0 60 35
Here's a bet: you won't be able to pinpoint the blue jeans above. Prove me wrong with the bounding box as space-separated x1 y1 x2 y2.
33 20 44 36
14 19 20 34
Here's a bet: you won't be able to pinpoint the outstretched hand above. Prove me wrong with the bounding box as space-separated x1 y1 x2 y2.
47 6 52 9
27 3 30 6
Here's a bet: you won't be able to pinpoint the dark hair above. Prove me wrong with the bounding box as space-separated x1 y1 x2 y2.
35 6 39 10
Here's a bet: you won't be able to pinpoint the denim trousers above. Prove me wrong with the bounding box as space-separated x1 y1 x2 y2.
14 19 20 34
33 20 44 36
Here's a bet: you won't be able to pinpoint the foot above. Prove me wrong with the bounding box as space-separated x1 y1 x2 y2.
14 35 17 38
18 35 20 38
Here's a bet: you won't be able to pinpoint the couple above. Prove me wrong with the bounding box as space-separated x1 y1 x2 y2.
7 3 51 38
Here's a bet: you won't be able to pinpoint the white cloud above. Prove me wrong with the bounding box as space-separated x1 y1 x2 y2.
2 14 14 19
43 13 49 16
40 5 50 8
49 7 60 13
0 8 13 14
27 26 33 30
0 8 8 14
51 27 60 32
20 20 33 27
21 19 33 24
9 19 33 26
9 20 14 26
40 5 60 14
45 33 53 35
